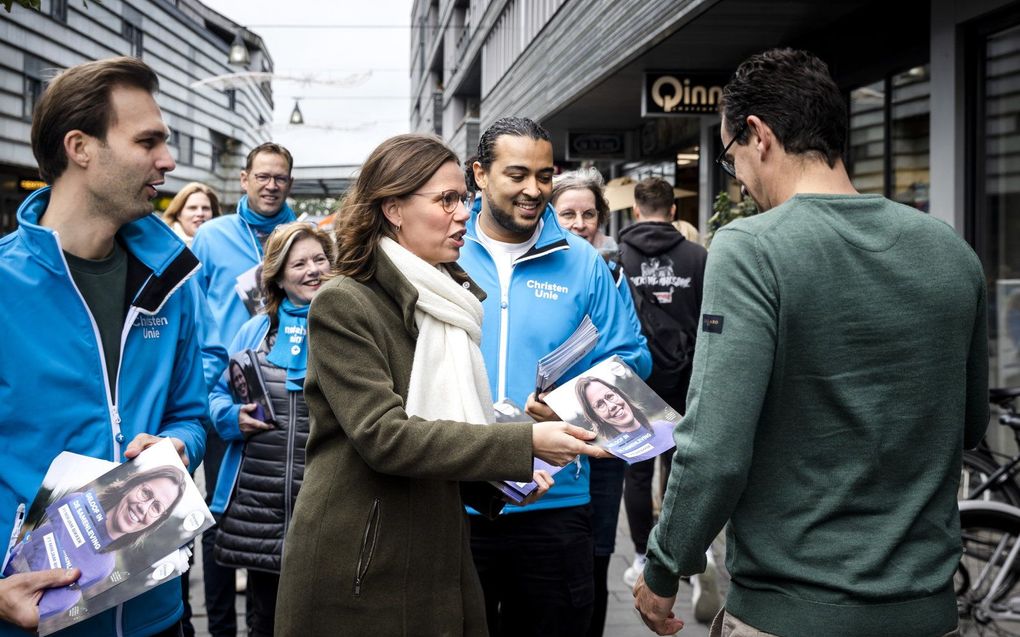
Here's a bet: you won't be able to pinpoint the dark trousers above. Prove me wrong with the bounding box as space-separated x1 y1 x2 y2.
587 457 626 637
623 449 674 555
180 546 195 637
470 505 594 637
202 435 238 637
246 570 279 637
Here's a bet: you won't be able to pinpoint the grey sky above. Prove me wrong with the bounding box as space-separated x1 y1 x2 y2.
202 0 413 167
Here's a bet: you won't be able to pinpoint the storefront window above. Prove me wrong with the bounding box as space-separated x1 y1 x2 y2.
849 80 885 195
848 67 931 209
978 23 1020 387
891 67 930 211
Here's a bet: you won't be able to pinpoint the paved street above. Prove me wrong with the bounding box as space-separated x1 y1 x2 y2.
188 468 724 636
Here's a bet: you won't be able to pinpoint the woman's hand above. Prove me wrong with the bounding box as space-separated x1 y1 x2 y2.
512 470 554 506
532 421 610 466
238 404 273 435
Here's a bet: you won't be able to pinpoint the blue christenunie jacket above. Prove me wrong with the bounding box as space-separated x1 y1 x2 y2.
207 314 272 514
190 207 295 348
458 204 651 513
0 187 209 637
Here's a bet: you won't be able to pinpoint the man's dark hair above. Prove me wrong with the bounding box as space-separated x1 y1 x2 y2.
633 178 675 218
476 117 550 169
721 48 847 167
463 154 479 192
31 56 159 183
245 142 294 174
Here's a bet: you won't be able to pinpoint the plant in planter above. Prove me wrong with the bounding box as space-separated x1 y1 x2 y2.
707 191 758 247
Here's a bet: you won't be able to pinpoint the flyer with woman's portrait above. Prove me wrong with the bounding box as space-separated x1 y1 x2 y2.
227 349 276 425
3 440 213 634
543 356 679 464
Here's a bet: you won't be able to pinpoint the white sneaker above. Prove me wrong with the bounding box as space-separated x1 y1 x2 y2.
692 562 721 623
623 554 647 588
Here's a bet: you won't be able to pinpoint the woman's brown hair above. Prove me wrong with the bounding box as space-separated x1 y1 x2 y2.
162 182 221 226
334 134 458 282
260 222 337 330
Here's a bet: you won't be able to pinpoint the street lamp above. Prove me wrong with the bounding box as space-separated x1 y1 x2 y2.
289 100 304 125
229 30 250 66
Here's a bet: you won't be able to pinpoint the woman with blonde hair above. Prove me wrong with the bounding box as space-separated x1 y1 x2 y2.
275 134 606 636
162 182 220 245
208 222 334 637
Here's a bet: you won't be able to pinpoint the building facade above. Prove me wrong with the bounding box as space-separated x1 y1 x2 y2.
0 0 275 233
411 0 1020 396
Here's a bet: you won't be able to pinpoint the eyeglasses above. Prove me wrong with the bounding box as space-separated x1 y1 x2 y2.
408 189 467 214
715 122 748 179
590 390 624 415
250 173 292 187
137 483 168 518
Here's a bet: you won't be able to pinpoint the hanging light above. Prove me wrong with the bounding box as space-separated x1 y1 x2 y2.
289 100 304 125
228 30 250 66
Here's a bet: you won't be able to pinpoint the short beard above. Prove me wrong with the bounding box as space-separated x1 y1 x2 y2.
484 191 539 237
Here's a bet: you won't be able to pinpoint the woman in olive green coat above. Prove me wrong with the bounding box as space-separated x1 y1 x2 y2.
274 134 604 637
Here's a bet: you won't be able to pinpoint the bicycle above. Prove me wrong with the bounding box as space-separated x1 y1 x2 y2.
961 388 1020 506
957 388 1020 634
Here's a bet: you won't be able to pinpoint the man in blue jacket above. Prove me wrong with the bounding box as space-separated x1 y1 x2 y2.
459 117 651 636
189 142 297 637
0 57 207 636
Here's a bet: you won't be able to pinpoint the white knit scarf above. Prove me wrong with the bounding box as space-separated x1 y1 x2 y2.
378 237 494 424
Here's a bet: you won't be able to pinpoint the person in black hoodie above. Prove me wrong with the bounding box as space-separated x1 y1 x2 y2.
616 177 719 623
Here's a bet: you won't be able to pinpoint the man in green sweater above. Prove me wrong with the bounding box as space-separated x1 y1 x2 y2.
633 48 988 637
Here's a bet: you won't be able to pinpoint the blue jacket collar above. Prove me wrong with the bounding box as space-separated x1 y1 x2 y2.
466 199 570 259
17 186 188 277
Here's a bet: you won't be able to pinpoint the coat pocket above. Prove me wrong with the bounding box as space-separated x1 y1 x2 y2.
353 498 380 597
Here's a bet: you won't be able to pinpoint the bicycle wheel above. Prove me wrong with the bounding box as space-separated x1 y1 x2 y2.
962 452 1020 506
958 503 1020 635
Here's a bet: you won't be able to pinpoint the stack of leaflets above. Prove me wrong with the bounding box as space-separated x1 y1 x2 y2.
2 440 214 635
235 264 265 317
543 356 679 464
488 399 562 505
493 316 599 505
227 349 276 425
534 315 599 395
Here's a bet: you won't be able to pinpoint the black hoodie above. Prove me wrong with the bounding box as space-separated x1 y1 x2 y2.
617 221 708 405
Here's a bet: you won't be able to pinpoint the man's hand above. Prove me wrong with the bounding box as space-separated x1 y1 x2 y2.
532 422 611 466
238 404 273 435
525 392 559 422
511 470 554 507
124 433 189 467
633 572 684 635
0 568 79 631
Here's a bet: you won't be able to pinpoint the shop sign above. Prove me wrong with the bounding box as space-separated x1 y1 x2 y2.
18 179 46 191
566 131 629 160
643 72 728 116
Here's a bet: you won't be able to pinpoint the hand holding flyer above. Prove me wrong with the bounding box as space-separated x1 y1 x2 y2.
2 440 214 635
542 356 679 464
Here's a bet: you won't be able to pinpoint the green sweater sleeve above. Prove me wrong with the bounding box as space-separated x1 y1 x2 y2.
964 276 990 449
643 227 778 597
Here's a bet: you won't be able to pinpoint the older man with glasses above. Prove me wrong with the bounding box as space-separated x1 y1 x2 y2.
189 142 298 637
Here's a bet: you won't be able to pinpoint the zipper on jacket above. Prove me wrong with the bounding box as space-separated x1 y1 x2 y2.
497 287 511 401
55 244 128 461
283 391 297 542
353 498 381 597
